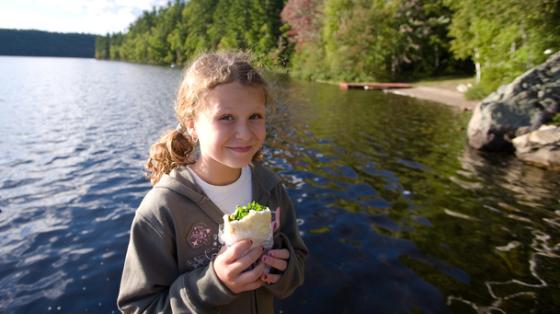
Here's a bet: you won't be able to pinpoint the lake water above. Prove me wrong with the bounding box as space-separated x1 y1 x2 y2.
0 57 558 313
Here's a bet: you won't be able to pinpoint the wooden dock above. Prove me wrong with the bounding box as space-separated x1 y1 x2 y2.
339 82 412 90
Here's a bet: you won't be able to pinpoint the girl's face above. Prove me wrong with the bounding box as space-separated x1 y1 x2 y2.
190 81 266 173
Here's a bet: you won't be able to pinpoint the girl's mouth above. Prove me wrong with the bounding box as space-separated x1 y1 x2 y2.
228 146 252 153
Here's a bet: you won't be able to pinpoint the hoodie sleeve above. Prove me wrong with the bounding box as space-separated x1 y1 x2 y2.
262 184 308 299
117 211 237 313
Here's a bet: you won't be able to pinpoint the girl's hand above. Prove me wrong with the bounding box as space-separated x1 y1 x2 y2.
260 249 290 284
213 239 266 294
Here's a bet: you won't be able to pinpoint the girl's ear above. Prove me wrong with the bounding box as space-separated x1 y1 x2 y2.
186 119 197 141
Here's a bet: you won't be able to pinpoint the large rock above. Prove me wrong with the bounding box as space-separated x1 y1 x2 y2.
467 51 560 152
512 125 560 170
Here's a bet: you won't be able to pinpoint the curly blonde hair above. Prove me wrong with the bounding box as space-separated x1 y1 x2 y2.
145 52 270 185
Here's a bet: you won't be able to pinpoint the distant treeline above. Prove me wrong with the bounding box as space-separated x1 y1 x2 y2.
96 0 560 96
0 29 95 58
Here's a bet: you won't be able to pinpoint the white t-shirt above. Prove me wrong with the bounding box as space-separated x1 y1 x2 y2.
187 165 252 215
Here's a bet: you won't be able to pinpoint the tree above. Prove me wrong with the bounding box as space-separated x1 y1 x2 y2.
95 34 110 59
322 0 399 81
281 0 323 46
392 0 465 80
447 0 560 95
281 0 326 79
181 0 219 61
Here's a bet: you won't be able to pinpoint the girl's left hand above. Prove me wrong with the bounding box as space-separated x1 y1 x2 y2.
260 249 290 284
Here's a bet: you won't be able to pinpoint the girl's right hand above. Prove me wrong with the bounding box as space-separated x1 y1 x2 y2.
213 239 266 294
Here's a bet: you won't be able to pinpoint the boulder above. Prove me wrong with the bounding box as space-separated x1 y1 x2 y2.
467 51 560 152
512 125 560 170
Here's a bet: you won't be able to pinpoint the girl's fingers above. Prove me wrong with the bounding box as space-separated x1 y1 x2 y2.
262 254 287 271
222 239 252 263
229 246 264 275
267 249 290 260
261 273 281 284
273 207 281 231
235 261 266 285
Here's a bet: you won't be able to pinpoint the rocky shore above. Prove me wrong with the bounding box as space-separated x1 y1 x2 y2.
467 51 560 170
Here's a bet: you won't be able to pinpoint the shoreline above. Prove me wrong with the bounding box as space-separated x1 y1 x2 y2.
384 86 479 111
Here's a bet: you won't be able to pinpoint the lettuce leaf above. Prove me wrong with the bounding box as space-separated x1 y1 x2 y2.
229 201 267 221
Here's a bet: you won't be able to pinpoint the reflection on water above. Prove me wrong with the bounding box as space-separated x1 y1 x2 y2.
448 147 560 313
267 78 559 313
0 57 559 313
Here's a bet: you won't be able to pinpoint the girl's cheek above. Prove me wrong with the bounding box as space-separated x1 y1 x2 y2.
250 121 266 133
253 127 266 140
213 121 234 131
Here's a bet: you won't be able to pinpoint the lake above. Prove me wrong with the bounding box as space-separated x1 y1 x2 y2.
0 56 558 313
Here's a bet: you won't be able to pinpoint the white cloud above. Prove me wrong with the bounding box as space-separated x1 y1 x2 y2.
0 0 170 34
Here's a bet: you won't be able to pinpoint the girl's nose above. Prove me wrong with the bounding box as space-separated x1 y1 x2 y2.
234 121 252 140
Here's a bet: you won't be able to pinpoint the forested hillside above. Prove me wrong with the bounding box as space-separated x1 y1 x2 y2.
96 0 560 97
0 29 95 58
95 0 285 67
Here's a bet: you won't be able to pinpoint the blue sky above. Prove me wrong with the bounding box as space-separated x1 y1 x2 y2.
0 0 169 35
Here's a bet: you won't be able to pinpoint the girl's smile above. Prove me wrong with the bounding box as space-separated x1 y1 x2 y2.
227 146 253 153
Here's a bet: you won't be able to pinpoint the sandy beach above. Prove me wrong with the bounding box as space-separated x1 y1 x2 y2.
384 86 479 110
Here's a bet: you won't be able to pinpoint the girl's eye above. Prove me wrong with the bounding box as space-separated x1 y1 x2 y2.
250 113 264 120
219 114 234 121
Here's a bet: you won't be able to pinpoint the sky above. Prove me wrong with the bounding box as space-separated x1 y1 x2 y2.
0 0 169 35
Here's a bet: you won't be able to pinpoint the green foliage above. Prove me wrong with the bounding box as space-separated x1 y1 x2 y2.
290 0 401 82
322 0 397 81
285 0 470 82
181 0 219 60
289 41 328 81
552 113 560 126
208 0 285 67
281 0 326 80
392 0 468 80
446 0 560 93
96 0 285 68
95 0 560 92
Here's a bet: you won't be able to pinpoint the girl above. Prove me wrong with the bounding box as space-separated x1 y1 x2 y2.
117 52 308 313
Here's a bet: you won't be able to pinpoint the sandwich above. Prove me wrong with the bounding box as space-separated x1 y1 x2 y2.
220 201 273 249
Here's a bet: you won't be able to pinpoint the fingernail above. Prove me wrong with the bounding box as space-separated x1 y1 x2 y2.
262 256 267 262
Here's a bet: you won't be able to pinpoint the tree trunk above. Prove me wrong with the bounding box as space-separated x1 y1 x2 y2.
475 47 481 84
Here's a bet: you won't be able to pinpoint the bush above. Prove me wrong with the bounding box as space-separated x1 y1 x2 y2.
552 113 560 126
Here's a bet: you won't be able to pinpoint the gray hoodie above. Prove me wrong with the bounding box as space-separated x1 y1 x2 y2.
117 163 308 313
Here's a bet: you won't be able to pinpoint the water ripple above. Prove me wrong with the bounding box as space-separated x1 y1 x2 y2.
1 57 559 313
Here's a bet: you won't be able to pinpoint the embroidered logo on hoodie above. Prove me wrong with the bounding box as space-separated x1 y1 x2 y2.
188 223 212 248
185 225 221 269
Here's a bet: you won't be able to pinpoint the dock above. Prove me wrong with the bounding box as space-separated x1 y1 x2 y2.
339 82 412 90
